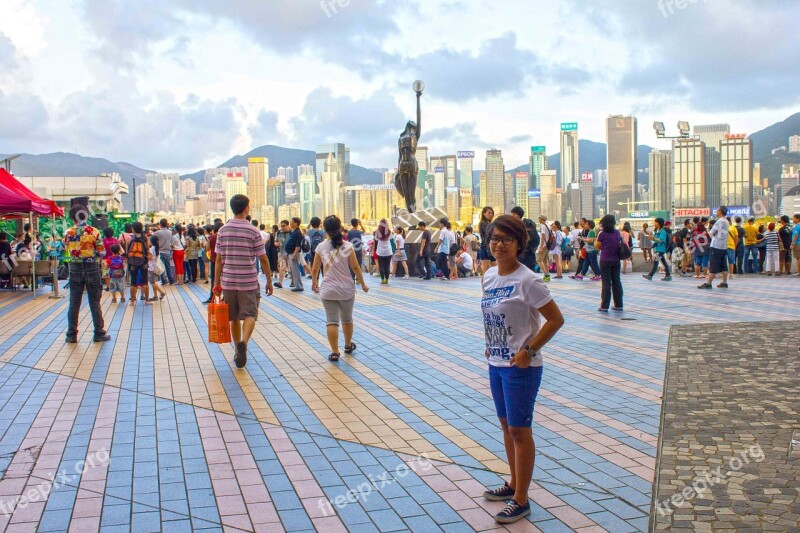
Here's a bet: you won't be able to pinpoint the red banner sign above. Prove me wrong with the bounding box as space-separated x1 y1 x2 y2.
675 207 710 217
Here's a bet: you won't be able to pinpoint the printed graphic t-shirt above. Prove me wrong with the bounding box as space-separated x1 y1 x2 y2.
481 264 553 368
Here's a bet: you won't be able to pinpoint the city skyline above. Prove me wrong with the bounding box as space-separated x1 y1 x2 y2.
1 1 797 173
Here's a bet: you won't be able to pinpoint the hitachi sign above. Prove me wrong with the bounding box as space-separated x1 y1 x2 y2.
456 151 474 158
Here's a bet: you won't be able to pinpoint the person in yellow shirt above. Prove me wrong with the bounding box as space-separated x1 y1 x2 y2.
64 204 110 343
726 217 739 279
743 218 759 273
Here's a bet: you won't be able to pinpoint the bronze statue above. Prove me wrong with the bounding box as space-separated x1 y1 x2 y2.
394 80 424 213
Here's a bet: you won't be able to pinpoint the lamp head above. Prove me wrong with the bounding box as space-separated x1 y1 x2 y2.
412 80 425 93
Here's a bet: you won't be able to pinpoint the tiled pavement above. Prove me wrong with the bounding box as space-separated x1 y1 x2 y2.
0 271 796 532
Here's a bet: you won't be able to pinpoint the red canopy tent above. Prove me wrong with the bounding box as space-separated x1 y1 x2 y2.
0 181 36 214
0 168 64 217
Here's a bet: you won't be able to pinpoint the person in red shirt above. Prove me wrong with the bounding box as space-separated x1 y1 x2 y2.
203 220 222 303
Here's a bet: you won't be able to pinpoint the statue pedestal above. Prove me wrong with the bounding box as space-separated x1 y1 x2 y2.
391 207 449 230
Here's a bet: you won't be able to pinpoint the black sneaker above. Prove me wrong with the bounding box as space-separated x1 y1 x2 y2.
92 334 111 342
234 342 247 368
274 282 283 289
494 500 530 524
65 336 77 344
642 275 652 281
717 282 729 288
291 288 304 292
661 276 672 281
202 299 212 304
483 482 515 501
697 283 712 289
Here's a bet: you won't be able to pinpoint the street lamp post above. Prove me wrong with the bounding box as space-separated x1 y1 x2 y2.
653 120 693 225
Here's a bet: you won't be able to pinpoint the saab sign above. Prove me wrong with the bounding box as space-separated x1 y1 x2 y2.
560 122 578 131
675 207 710 217
456 151 474 158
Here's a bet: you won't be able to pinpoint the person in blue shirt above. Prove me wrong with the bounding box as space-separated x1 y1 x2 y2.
792 213 800 276
642 217 672 281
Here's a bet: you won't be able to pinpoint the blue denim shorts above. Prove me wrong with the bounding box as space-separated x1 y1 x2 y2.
489 365 543 428
726 249 735 264
693 255 709 268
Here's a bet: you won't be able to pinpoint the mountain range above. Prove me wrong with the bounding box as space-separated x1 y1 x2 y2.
3 112 797 211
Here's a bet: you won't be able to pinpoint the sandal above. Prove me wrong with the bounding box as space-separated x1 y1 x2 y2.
328 353 340 362
344 342 357 355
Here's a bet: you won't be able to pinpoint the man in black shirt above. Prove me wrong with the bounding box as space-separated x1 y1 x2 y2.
347 219 365 274
778 215 793 275
416 221 432 279
284 217 305 292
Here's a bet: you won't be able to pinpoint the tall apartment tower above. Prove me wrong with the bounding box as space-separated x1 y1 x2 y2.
247 157 269 220
560 123 579 188
529 146 547 190
693 124 730 210
485 149 505 215
648 149 673 213
457 151 474 191
315 143 349 187
719 134 753 207
320 153 341 218
606 115 637 218
673 138 706 208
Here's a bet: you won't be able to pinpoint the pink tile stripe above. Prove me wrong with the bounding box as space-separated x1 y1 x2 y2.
0 376 87 530
261 423 348 533
403 454 602 532
195 409 283 532
69 386 119 533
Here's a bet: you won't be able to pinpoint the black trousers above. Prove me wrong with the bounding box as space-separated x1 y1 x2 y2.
437 252 450 279
378 255 392 281
415 253 431 278
647 251 671 278
208 263 216 299
67 262 106 339
600 260 623 310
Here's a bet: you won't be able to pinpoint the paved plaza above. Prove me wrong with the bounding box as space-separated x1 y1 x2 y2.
0 273 796 532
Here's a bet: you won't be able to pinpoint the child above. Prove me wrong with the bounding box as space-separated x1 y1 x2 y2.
107 244 126 303
102 227 118 291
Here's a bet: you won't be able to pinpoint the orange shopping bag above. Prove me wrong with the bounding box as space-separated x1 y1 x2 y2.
208 294 231 344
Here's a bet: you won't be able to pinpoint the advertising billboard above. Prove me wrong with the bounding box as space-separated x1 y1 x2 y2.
581 172 593 181
560 122 578 131
456 151 475 158
674 207 711 217
433 166 444 173
531 146 546 152
528 189 541 198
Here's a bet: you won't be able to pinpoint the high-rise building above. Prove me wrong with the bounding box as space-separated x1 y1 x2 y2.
529 146 547 189
579 173 594 220
540 170 558 220
267 178 286 211
457 151 474 191
719 134 753 207
788 135 800 153
135 183 157 213
277 203 301 223
504 172 515 213
206 188 225 214
446 186 460 221
527 189 542 222
224 174 247 221
285 167 294 184
648 149 673 213
459 188 473 225
320 153 341 218
560 123 579 188
261 205 276 226
694 124 729 210
298 168 316 224
479 172 487 208
416 146 429 175
485 149 505 215
673 138 706 208
514 172 528 211
247 157 269 221
593 169 608 189
432 163 446 208
430 155 457 188
316 143 349 187
606 115 637 218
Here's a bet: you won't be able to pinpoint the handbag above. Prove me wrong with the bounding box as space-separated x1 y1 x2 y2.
154 256 166 276
208 294 231 344
619 232 632 261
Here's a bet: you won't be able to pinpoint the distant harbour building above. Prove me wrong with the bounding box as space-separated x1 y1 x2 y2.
514 172 529 212
267 178 286 212
457 151 474 191
694 124 730 210
298 168 316 224
529 146 547 190
224 173 247 220
315 143 349 187
320 153 341 218
247 157 269 222
719 134 753 207
504 172 515 214
606 115 638 218
579 172 594 219
485 149 505 215
649 149 673 213
673 138 706 208
789 135 800 153
560 123 579 188
540 170 558 221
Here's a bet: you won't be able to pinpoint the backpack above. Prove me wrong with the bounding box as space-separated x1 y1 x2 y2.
523 220 539 253
665 229 675 253
300 235 311 253
560 233 569 253
546 227 557 251
619 231 632 261
469 236 480 252
310 230 324 252
109 256 125 278
127 236 147 267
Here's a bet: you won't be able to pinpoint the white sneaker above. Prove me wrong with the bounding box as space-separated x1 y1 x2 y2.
403 275 409 279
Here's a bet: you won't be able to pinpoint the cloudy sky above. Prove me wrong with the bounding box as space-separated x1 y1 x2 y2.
1 0 798 173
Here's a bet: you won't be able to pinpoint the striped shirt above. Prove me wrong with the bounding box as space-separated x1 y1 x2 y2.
215 219 263 291
763 230 779 251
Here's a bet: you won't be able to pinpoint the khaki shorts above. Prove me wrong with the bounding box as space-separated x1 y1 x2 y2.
793 245 800 260
223 289 260 321
278 253 290 272
536 248 550 264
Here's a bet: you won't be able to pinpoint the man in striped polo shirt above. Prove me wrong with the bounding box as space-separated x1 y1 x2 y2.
213 194 274 367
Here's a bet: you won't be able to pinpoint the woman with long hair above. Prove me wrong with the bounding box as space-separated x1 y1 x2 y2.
478 207 496 276
171 225 185 285
595 215 624 311
374 219 393 284
480 215 564 524
390 226 409 279
311 216 369 362
184 226 200 283
620 222 633 274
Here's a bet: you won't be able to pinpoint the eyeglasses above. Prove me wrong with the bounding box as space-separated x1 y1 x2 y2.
489 237 516 245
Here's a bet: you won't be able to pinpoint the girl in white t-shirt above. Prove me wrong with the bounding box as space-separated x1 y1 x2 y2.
148 236 166 302
311 216 369 362
549 221 564 279
480 215 564 525
390 227 409 279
